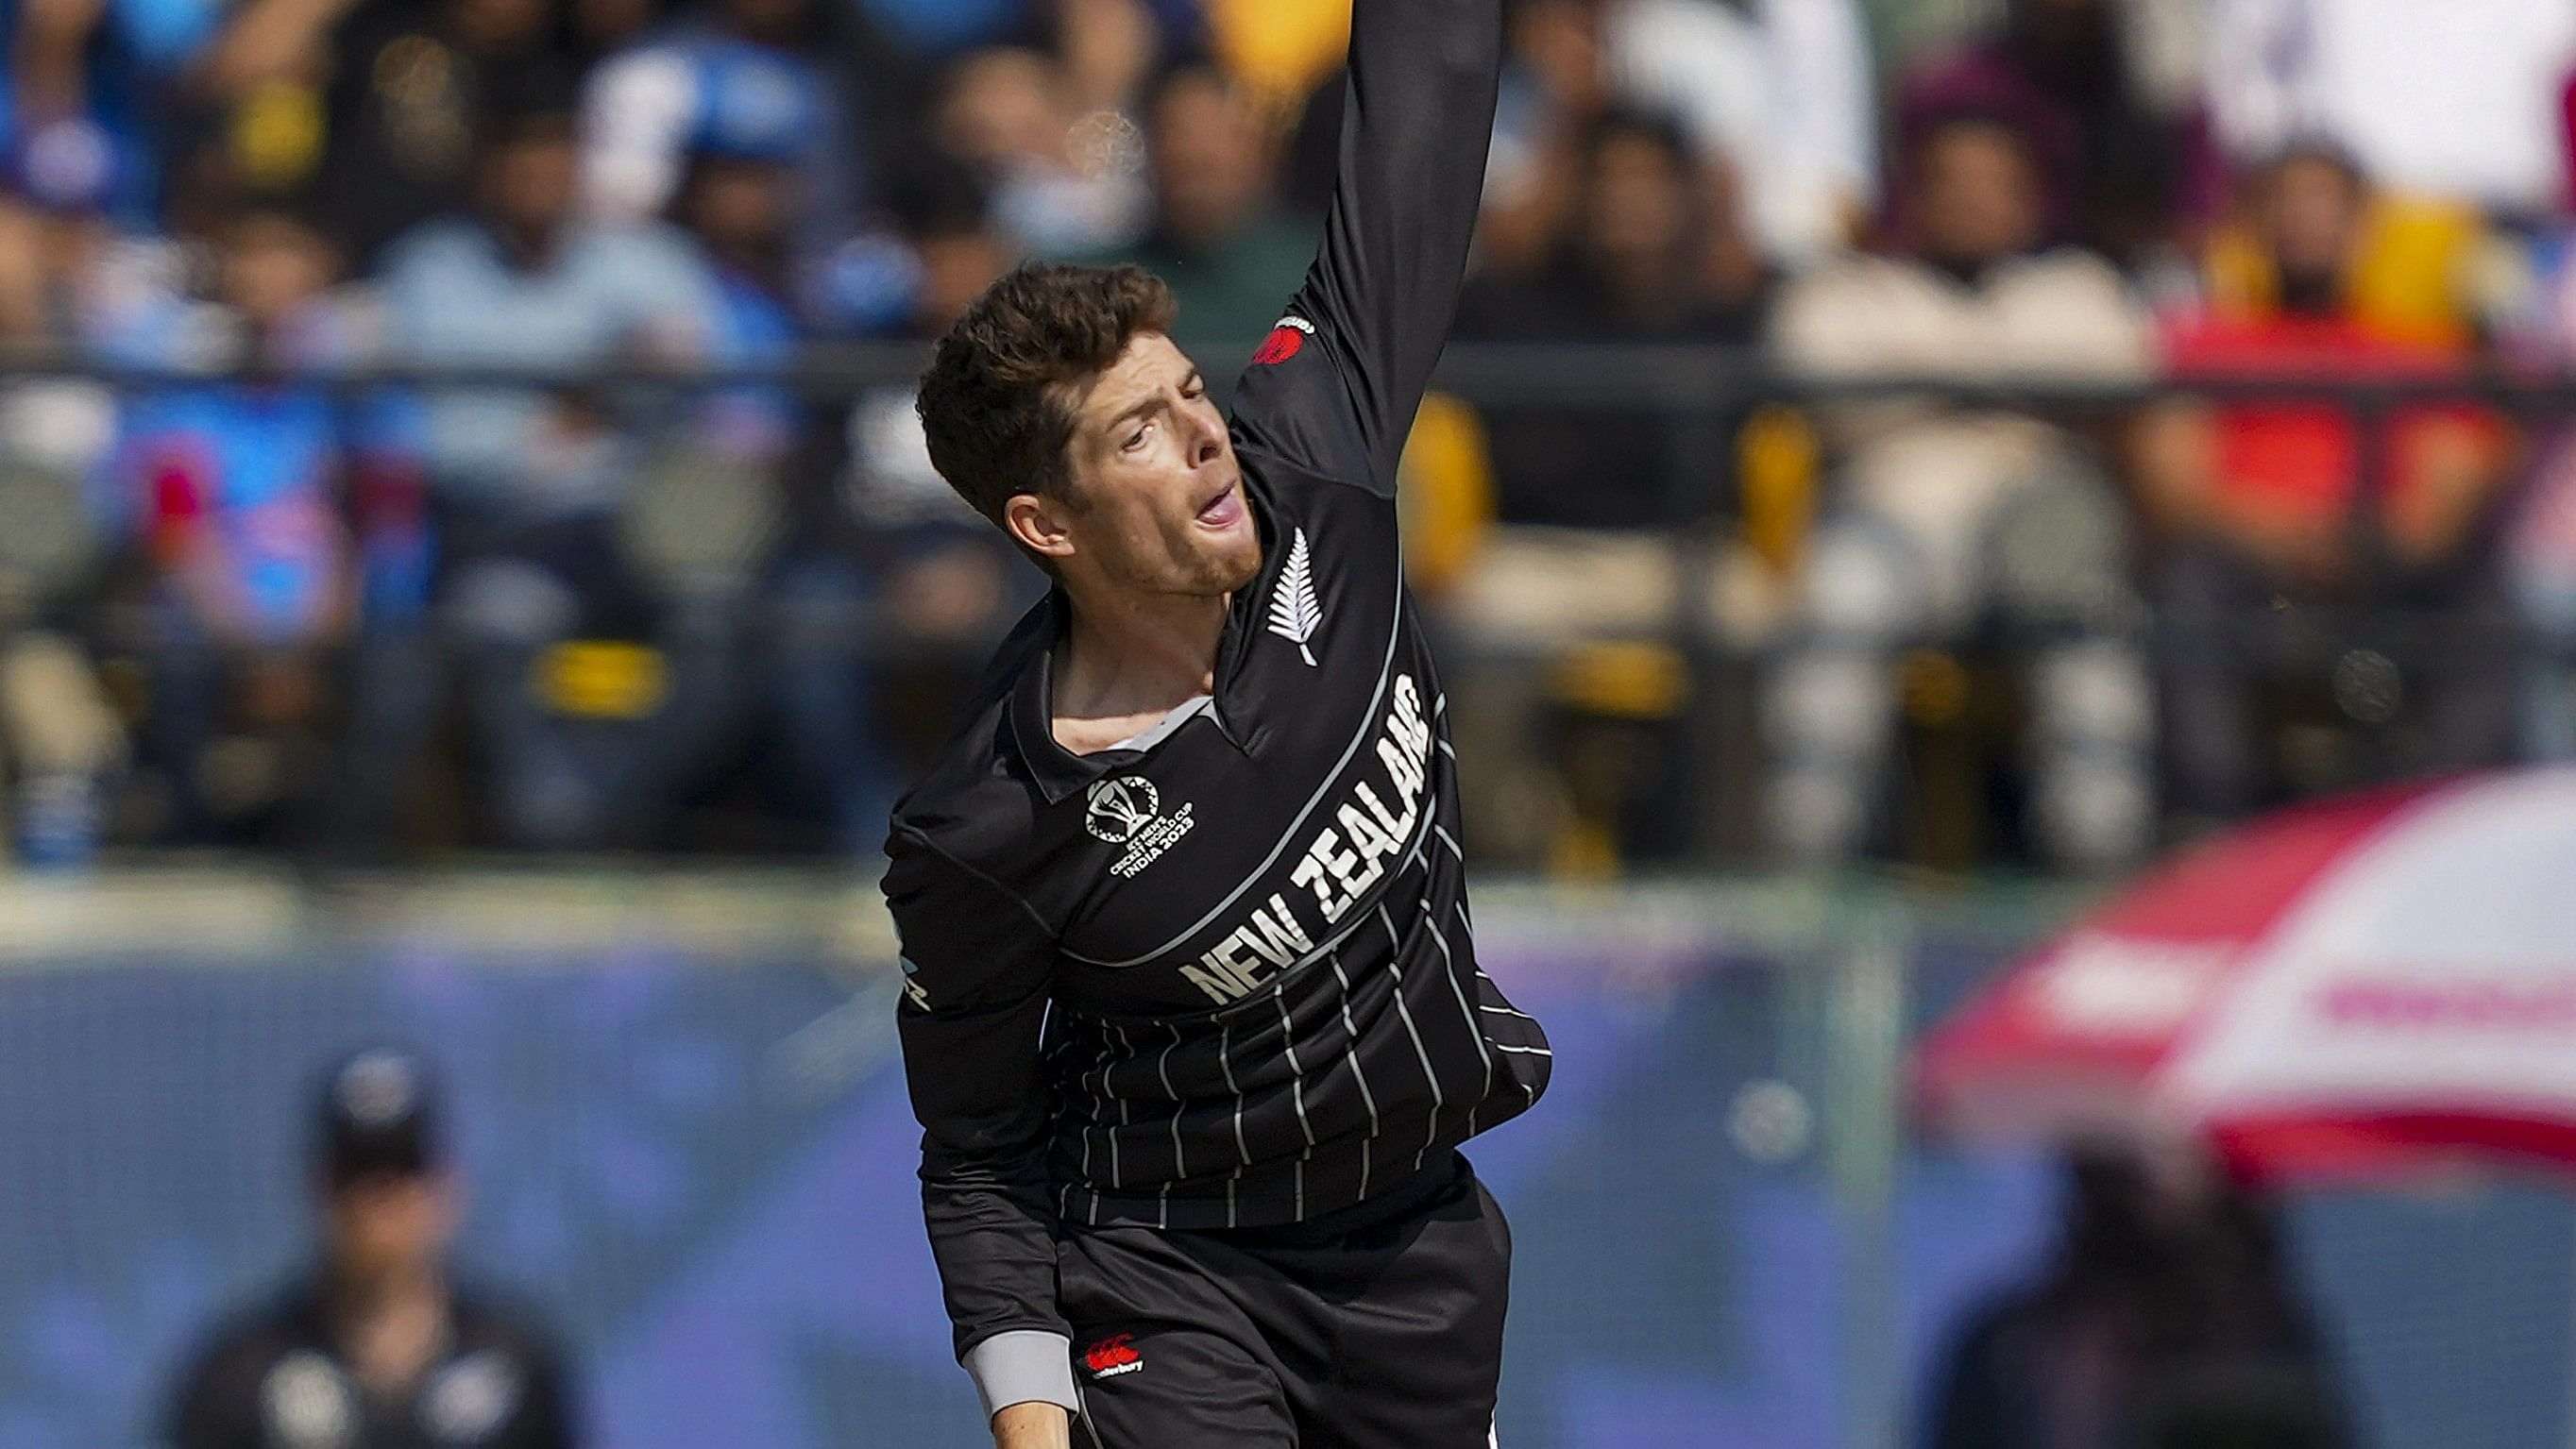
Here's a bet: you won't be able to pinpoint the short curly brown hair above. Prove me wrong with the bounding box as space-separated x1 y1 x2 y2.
915 262 1181 528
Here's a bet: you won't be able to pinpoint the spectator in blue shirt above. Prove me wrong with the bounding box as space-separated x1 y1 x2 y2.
579 0 921 284
381 82 722 532
828 160 1042 817
682 145 803 461
384 86 761 851
667 52 916 448
109 202 429 845
6 0 225 229
669 117 914 854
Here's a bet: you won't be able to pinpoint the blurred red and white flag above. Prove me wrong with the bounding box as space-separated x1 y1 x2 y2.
1918 767 2576 1182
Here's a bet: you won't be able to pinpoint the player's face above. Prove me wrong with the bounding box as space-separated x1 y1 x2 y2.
322 1171 459 1282
1016 332 1260 599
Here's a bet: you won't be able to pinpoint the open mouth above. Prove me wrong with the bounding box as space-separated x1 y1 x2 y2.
1195 480 1245 529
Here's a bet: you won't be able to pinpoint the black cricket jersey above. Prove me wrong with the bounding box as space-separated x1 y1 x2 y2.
880 0 1551 1416
166 1280 577 1449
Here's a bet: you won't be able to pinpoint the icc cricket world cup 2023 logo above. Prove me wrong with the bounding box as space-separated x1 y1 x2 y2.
1086 777 1161 844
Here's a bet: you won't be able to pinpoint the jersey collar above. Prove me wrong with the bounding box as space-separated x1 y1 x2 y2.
1007 580 1259 808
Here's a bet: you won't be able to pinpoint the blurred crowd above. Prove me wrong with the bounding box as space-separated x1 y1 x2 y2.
1 0 2575 869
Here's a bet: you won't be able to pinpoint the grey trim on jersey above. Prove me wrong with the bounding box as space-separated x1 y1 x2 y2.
1378 901 1448 1173
1327 947 1381 1200
966 1330 1079 1418
1102 695 1213 754
1430 894 1494 1136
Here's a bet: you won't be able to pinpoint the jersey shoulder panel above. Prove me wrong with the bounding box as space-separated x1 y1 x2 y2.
886 606 1052 879
1228 298 1383 497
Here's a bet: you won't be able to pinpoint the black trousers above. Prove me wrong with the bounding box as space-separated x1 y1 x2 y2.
1057 1153 1510 1448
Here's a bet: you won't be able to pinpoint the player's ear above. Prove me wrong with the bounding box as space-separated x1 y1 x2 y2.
1004 493 1077 564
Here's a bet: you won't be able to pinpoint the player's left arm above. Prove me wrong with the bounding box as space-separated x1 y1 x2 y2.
1229 0 1505 496
884 826 1080 1426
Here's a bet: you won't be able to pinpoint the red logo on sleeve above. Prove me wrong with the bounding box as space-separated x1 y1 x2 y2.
1251 326 1304 366
1083 1333 1144 1377
1251 314 1314 366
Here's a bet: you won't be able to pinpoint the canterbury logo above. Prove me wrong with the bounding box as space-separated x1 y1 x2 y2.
1266 528 1323 666
1083 1334 1143 1377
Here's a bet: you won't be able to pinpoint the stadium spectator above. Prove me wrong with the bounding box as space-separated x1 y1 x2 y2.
669 124 904 854
933 45 1147 258
2138 144 2516 821
1458 0 1873 273
3 0 2563 868
7 0 227 228
678 143 800 457
833 162 1025 568
289 0 588 268
1923 1148 2353 1449
1442 107 1771 867
165 1048 581 1449
0 127 120 495
1076 62 1312 345
1765 110 2156 872
0 158 124 867
381 88 719 528
827 167 1021 534
825 162 1038 805
1604 0 1874 266
107 201 430 846
1455 106 1769 552
1895 0 2217 271
577 0 895 269
382 93 737 849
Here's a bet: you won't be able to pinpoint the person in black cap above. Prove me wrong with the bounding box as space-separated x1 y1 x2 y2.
164 1048 581 1449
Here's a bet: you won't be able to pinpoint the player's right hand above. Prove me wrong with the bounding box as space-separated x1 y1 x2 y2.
991 1400 1073 1449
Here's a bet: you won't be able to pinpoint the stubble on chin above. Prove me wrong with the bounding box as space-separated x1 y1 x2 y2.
1093 527 1261 599
1193 525 1266 598
1208 533 1263 595
1153 518 1263 598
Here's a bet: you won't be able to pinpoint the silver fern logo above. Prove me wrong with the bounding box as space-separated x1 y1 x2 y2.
1266 528 1323 666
